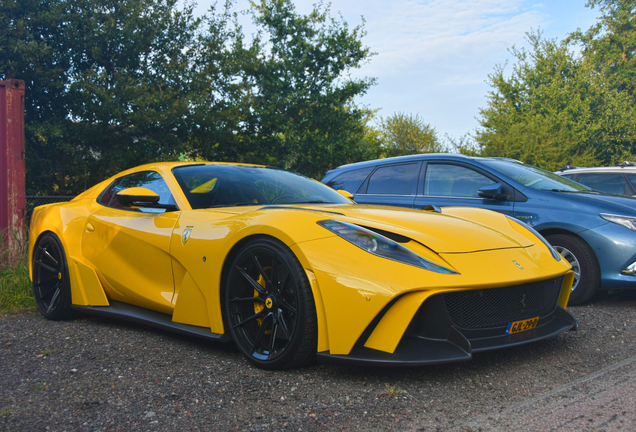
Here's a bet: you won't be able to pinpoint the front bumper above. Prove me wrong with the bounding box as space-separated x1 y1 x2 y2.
317 277 577 367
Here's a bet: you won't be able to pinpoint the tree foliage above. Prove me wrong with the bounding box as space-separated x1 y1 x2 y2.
476 0 636 170
378 112 444 158
0 0 376 194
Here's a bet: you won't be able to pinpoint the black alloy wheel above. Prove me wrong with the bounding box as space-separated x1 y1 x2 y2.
546 233 600 306
224 238 317 370
32 233 74 320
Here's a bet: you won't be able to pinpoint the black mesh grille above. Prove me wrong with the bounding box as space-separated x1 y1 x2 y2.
442 276 564 329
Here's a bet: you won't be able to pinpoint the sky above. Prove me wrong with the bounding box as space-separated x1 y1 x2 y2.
192 1 601 140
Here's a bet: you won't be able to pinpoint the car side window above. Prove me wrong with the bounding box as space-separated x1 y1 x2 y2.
625 174 636 193
365 163 420 195
561 174 576 180
99 171 176 213
424 164 495 197
325 167 374 194
577 173 628 195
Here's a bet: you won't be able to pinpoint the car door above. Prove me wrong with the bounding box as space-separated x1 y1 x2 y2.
353 161 421 207
81 171 180 315
413 161 516 215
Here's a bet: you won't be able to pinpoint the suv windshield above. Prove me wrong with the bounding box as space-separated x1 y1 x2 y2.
481 160 591 192
172 165 351 209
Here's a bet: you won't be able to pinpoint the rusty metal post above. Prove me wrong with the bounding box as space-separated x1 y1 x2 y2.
0 79 26 264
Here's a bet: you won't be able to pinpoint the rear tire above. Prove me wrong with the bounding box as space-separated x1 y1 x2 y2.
546 234 600 305
32 233 74 320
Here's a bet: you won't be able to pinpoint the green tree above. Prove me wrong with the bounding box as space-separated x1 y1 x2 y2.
476 28 636 169
1 0 377 192
573 0 636 96
1 0 234 194
378 112 444 158
207 0 377 179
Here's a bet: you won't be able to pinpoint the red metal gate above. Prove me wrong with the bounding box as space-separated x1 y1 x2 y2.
0 79 26 261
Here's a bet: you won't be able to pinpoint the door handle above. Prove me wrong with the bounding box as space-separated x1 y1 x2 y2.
86 222 95 232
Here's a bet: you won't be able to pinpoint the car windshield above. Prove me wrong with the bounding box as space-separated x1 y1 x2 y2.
172 164 352 209
480 160 591 192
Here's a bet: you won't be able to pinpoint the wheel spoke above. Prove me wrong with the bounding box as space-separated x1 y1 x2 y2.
46 288 61 313
35 259 58 274
271 255 279 292
40 246 59 267
229 296 265 304
237 266 267 295
277 271 289 295
40 281 61 299
276 309 291 340
280 298 297 314
251 252 272 287
232 310 264 329
269 319 279 355
251 312 272 353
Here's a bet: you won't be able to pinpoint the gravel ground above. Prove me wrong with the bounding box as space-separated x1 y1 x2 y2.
1 291 636 432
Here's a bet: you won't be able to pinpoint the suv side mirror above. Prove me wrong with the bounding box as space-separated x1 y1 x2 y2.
478 183 506 200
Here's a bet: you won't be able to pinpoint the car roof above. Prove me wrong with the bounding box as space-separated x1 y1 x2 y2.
556 163 636 175
326 153 521 174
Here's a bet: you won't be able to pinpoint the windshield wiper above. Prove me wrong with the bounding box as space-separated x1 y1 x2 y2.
288 200 331 204
207 202 257 208
550 189 592 193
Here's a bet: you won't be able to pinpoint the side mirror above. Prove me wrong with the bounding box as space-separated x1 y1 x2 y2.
478 183 505 200
337 189 355 201
116 187 161 207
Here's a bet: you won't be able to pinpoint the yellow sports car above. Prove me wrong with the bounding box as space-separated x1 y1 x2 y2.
29 162 577 369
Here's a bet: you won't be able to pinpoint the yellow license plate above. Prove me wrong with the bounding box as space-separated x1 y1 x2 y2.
506 316 539 334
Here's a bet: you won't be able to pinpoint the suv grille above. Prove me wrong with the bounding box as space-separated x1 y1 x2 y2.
443 277 564 329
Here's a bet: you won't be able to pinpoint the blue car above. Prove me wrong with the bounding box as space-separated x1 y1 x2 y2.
322 154 636 305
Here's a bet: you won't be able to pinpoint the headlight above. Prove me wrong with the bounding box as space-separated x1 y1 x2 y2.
317 220 459 275
600 213 636 232
506 216 561 262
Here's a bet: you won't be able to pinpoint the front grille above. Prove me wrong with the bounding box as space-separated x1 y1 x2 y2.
443 276 564 329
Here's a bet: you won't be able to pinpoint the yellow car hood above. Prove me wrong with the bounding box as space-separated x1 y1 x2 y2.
208 203 534 253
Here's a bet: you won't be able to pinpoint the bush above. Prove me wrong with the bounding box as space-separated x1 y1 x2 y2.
0 230 35 312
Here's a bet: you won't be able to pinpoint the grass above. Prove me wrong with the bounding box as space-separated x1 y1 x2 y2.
0 230 36 313
383 383 404 396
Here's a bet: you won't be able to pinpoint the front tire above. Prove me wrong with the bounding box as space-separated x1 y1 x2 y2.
32 233 74 320
546 234 600 305
224 238 317 370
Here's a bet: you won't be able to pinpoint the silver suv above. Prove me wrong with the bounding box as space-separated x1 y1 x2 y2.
556 162 636 197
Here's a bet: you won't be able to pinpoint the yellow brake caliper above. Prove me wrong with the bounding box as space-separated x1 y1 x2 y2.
254 273 266 320
254 269 273 335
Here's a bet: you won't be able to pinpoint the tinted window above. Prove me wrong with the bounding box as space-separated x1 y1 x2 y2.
365 163 419 195
626 174 636 192
424 164 495 197
99 171 176 213
325 167 373 194
577 173 629 195
172 165 351 209
481 160 590 192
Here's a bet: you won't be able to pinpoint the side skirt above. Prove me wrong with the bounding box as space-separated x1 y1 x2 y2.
71 301 231 343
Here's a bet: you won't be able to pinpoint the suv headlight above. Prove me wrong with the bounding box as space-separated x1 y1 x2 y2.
600 213 636 232
317 220 459 275
506 216 561 261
